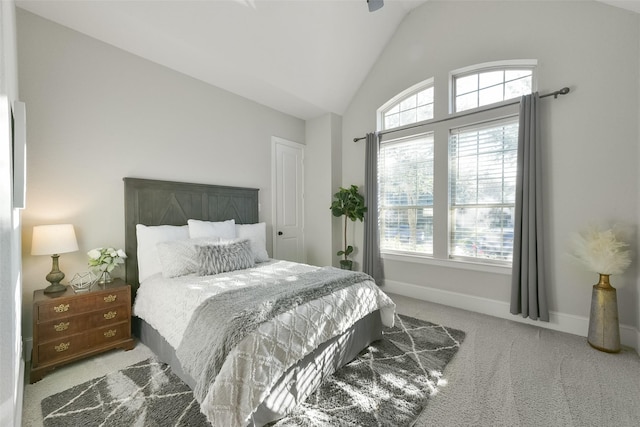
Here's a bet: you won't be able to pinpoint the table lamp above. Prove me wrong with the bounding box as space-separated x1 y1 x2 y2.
31 224 79 293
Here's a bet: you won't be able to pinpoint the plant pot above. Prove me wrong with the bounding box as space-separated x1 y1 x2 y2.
339 260 353 270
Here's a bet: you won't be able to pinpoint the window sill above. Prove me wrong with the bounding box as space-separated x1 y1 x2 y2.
381 252 512 275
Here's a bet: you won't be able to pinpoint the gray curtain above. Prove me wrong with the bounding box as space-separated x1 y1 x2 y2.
363 132 384 284
510 93 549 321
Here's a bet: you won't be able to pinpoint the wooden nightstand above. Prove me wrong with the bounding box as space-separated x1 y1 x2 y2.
30 278 135 383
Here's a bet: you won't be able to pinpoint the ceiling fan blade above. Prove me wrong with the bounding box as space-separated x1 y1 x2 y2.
368 0 384 12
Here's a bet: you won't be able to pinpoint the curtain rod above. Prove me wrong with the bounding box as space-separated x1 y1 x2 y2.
353 86 570 142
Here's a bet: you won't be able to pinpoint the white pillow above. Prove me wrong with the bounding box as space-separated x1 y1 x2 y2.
136 224 189 283
187 219 236 240
156 237 220 278
235 222 269 263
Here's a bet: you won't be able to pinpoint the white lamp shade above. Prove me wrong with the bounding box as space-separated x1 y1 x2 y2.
31 224 79 256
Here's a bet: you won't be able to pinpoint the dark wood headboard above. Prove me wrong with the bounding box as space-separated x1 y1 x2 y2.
123 177 259 291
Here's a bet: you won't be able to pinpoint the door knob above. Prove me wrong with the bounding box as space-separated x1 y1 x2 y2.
278 231 283 235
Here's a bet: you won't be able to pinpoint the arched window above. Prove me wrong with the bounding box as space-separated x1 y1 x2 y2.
451 61 535 113
379 79 434 131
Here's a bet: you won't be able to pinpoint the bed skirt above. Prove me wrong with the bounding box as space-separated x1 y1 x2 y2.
132 310 383 426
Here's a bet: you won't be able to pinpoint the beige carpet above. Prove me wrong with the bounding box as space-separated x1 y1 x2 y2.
23 294 640 426
394 294 640 427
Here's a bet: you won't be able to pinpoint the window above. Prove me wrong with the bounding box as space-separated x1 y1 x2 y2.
449 119 518 262
453 68 533 113
382 83 434 130
377 60 535 268
379 133 434 254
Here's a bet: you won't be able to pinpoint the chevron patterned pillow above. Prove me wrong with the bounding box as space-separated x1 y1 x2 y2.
195 239 255 276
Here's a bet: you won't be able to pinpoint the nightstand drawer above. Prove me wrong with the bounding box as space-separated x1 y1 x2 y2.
37 295 93 321
38 333 88 364
89 322 130 347
37 318 85 342
90 305 129 327
93 288 129 308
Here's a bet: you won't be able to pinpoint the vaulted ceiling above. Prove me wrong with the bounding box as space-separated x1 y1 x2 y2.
16 0 638 121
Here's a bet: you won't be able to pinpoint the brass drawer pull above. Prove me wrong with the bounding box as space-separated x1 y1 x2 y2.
55 342 70 352
103 295 117 303
53 303 70 313
104 329 117 338
103 311 117 320
53 322 70 332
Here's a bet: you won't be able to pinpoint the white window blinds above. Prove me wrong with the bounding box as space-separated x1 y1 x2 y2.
449 118 518 262
379 133 434 254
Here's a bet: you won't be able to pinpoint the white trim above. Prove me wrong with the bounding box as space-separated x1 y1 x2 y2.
24 338 32 362
15 351 23 427
383 279 639 353
382 252 511 275
15 362 25 426
450 59 539 79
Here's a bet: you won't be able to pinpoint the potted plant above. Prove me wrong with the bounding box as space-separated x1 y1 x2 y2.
330 185 367 270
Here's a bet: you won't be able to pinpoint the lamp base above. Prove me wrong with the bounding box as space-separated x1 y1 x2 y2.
44 283 67 294
43 254 67 294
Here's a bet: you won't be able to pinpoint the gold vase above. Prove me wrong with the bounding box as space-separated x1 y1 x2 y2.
587 274 620 353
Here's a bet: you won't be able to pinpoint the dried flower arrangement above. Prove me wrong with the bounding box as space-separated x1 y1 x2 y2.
569 225 631 276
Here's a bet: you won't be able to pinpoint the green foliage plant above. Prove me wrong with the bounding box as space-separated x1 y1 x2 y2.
330 185 367 268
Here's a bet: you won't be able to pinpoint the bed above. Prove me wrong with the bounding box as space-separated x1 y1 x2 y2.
123 177 396 427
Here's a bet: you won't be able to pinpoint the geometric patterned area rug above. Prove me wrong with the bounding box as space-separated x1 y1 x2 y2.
41 358 205 427
273 314 465 426
41 314 465 427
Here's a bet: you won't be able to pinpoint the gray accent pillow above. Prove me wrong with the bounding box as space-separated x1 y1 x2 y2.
196 239 255 276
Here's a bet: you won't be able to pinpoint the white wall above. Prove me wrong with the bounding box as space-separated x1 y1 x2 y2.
17 9 305 341
342 1 640 345
330 113 343 268
637 17 640 346
304 113 341 267
0 1 23 425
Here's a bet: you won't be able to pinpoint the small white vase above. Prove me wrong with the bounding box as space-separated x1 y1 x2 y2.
97 271 113 285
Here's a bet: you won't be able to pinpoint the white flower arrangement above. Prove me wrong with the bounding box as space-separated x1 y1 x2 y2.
87 247 127 273
569 225 631 276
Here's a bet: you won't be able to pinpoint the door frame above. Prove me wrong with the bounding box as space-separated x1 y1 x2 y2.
271 136 305 262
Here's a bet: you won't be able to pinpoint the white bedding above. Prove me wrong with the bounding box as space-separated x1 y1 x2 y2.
133 259 396 426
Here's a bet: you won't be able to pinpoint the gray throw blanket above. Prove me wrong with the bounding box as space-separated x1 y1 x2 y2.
176 266 372 402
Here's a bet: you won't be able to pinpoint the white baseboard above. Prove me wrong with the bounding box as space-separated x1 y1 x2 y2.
16 353 23 427
24 338 32 363
383 279 639 353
